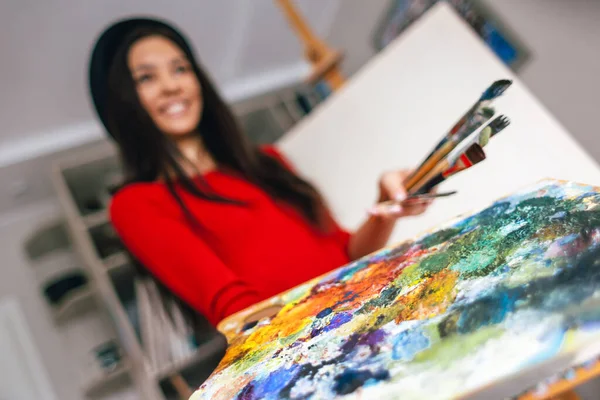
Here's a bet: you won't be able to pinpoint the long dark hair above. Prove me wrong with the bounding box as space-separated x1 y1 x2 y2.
104 25 331 334
106 25 328 229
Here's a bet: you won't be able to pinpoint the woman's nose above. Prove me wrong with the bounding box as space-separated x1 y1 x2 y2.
160 73 181 94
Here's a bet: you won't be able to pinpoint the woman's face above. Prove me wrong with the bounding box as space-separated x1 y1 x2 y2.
128 35 202 137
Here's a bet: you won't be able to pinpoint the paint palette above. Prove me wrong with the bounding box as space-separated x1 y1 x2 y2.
192 179 600 400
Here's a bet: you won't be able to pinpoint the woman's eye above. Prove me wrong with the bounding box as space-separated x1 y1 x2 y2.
136 74 153 84
175 65 190 74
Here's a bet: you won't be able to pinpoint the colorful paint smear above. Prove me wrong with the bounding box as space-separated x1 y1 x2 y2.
192 180 600 400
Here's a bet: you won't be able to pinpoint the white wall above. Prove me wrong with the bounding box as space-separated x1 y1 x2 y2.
479 0 600 162
328 0 600 163
326 0 390 76
280 1 600 242
0 201 82 400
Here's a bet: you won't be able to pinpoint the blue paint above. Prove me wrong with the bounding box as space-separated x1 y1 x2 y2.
337 262 368 282
317 307 333 319
521 328 565 368
583 359 598 369
457 290 519 334
550 211 566 220
333 369 390 395
557 234 579 246
480 80 511 101
247 365 300 400
392 329 430 361
564 368 577 380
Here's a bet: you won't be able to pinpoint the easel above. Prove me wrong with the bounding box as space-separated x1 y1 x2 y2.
517 358 600 399
274 0 346 93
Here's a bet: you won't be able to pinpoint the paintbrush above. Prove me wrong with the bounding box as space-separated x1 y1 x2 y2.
445 115 509 162
404 107 495 191
371 191 457 215
413 115 510 194
408 120 491 195
447 79 512 140
415 143 486 194
487 114 511 140
405 79 512 185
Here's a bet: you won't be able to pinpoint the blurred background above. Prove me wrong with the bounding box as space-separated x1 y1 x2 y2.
1 1 599 399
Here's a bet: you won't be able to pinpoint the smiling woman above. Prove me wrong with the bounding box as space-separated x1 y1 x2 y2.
88 17 431 330
128 36 203 138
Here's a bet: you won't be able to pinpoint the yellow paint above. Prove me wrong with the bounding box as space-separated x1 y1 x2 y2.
397 269 459 322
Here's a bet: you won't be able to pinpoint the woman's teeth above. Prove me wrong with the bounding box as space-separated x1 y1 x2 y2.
164 102 186 116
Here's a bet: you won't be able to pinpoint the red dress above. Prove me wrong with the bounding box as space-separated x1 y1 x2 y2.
109 147 351 326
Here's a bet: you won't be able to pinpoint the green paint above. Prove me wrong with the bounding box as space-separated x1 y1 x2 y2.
450 247 497 278
419 228 461 249
478 127 491 147
396 253 449 287
506 259 555 287
358 285 402 314
414 325 503 368
396 263 422 287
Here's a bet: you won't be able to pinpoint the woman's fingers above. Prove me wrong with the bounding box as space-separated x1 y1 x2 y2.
368 198 432 218
373 169 436 219
379 170 408 202
368 202 404 218
403 202 430 216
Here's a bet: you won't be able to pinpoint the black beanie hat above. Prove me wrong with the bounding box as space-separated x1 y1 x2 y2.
88 17 194 138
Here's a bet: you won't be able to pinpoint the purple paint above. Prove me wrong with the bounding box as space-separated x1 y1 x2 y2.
324 313 352 332
359 329 386 348
311 312 353 338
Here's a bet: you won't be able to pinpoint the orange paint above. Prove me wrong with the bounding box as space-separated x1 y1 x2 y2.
396 269 459 322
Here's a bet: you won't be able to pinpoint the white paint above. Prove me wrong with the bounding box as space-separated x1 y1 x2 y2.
278 2 600 247
0 297 57 400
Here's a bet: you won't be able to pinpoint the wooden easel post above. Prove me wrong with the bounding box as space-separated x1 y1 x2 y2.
274 0 346 93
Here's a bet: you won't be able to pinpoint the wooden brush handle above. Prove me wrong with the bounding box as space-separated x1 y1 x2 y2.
404 141 455 190
409 159 451 195
415 174 445 195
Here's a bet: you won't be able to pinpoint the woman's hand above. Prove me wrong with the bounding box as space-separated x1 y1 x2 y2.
349 169 435 260
368 170 433 219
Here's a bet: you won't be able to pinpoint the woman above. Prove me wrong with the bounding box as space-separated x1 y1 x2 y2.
89 17 431 327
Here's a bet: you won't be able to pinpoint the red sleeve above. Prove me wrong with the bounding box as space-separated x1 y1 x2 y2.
109 188 261 326
262 145 352 254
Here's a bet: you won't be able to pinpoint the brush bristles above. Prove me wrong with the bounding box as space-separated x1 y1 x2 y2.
464 143 486 164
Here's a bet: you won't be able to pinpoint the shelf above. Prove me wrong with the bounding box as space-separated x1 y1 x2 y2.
53 286 96 323
83 362 131 397
83 210 108 229
104 251 129 272
153 334 227 381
